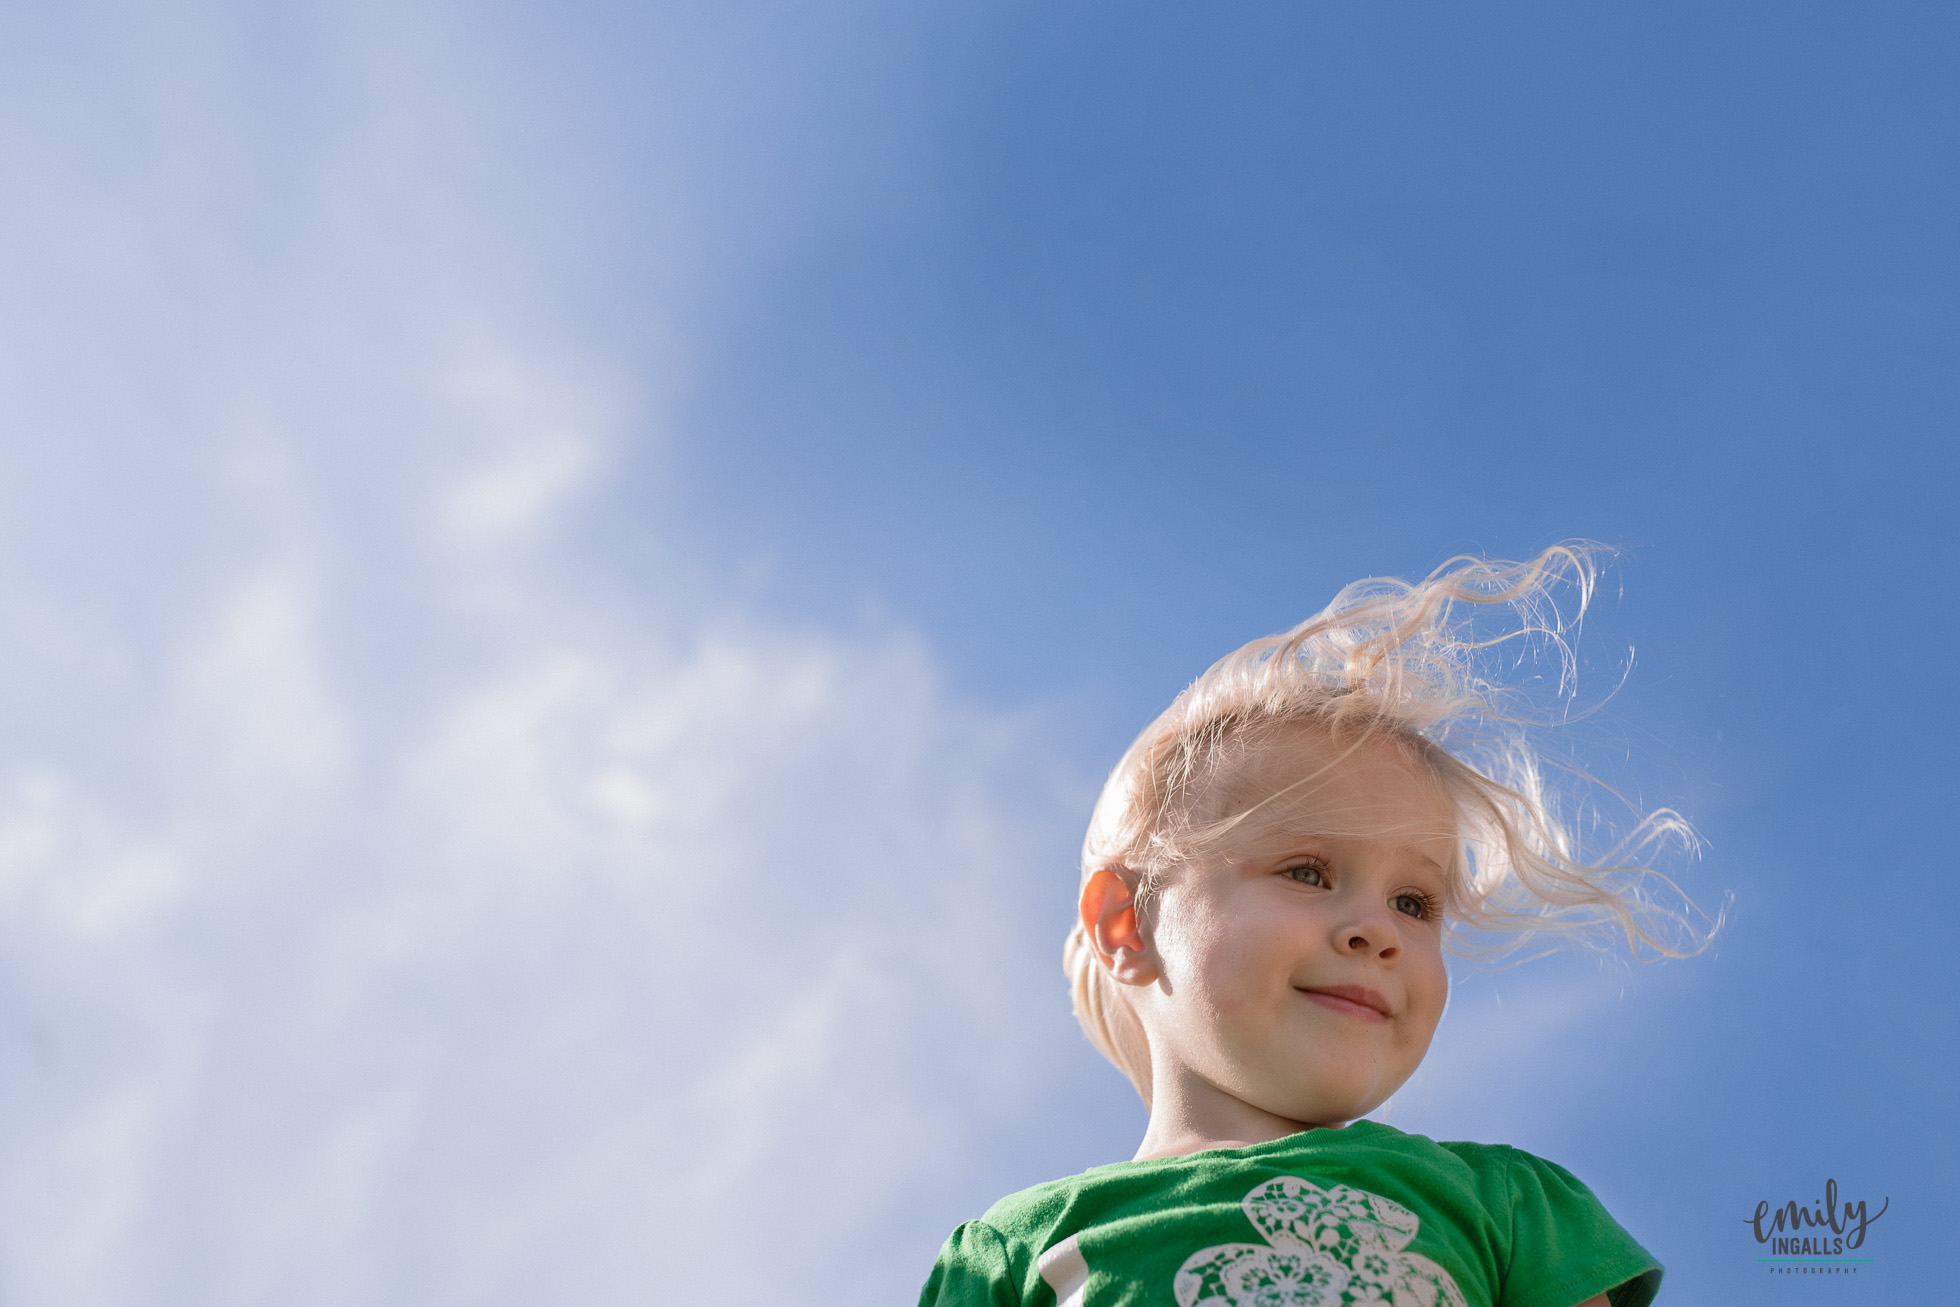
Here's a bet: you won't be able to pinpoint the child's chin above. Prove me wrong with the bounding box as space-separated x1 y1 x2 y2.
1268 1069 1401 1124
1262 1090 1381 1128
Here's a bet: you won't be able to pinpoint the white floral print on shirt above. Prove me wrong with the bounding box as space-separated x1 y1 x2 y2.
1173 1176 1468 1307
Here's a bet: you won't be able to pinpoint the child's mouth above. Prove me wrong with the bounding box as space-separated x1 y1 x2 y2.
1296 985 1391 1022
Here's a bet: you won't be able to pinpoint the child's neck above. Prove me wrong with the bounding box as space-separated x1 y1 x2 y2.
1133 1070 1346 1162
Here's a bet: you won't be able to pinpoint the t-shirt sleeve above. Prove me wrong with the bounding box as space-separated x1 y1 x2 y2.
918 1220 1024 1307
1497 1152 1663 1307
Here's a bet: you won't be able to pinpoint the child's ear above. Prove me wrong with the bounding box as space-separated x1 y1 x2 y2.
1080 868 1159 988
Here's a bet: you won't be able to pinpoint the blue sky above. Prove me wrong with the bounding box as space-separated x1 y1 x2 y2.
0 2 1952 1303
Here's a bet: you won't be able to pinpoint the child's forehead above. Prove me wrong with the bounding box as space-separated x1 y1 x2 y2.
1187 723 1458 842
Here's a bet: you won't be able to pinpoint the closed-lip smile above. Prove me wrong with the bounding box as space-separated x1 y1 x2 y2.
1297 983 1393 1021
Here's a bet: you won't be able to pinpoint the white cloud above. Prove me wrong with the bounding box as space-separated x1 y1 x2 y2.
437 435 593 548
432 345 612 551
0 5 1079 1301
175 571 352 805
0 394 1079 1303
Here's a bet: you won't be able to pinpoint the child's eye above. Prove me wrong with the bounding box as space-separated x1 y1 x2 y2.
1281 862 1327 887
1391 890 1439 920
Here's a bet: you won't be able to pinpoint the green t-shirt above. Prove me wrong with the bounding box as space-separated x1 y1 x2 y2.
919 1121 1661 1307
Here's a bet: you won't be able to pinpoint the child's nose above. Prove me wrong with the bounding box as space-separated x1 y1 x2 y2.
1342 931 1398 959
1335 907 1401 959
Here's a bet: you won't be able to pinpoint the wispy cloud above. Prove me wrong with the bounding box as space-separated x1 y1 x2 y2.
0 4 1075 1303
0 342 1082 1304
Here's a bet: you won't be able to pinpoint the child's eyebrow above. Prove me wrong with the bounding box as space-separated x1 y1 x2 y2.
1411 852 1451 878
1259 830 1454 877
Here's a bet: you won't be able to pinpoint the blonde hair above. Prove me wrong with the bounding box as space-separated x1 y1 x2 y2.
1065 544 1714 1103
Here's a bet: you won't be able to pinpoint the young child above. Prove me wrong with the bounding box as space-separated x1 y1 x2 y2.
919 547 1704 1307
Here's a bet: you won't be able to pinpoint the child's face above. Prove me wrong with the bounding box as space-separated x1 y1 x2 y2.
1136 728 1454 1128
